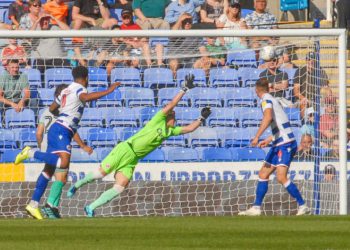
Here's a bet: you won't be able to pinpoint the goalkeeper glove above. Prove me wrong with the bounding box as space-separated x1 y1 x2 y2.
198 107 211 122
181 74 195 93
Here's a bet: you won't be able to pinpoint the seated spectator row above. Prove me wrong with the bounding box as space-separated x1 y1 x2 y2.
0 66 297 89
0 107 302 129
0 125 302 150
0 147 268 163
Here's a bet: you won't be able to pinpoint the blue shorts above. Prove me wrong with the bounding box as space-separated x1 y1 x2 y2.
46 122 74 154
264 141 297 167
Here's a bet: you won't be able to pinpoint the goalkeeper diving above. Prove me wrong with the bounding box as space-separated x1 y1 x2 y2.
67 74 212 217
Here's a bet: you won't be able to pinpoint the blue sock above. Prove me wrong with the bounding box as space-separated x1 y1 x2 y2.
34 151 60 167
285 180 305 206
254 179 269 206
32 173 51 203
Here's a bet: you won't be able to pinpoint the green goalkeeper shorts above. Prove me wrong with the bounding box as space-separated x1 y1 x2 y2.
100 142 139 180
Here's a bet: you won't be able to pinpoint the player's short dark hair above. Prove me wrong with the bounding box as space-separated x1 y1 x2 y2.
54 84 68 98
72 66 88 81
255 78 269 92
8 59 19 64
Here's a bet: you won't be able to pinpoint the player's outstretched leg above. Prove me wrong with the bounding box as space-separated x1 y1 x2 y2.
15 147 60 167
15 146 31 164
67 169 104 198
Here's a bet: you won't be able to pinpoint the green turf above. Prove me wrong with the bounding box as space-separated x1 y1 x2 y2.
0 216 349 250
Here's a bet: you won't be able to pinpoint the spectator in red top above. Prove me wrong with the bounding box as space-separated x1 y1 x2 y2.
1 39 29 68
9 0 29 29
120 9 152 66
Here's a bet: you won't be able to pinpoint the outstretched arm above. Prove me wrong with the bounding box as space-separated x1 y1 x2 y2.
162 74 195 115
251 108 273 147
180 107 211 134
79 82 120 102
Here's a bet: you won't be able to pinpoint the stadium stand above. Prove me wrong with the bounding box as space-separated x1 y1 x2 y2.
176 68 207 87
143 68 175 89
140 148 165 162
5 109 36 129
0 129 16 149
189 87 222 107
202 148 233 161
209 68 240 87
104 107 138 128
88 67 108 88
111 68 142 87
158 88 190 107
167 147 199 162
45 68 73 88
230 147 266 161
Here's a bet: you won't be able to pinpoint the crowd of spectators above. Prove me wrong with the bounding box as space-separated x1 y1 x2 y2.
0 0 346 161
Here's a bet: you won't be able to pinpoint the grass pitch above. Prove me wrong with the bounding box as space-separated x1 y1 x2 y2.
0 216 349 250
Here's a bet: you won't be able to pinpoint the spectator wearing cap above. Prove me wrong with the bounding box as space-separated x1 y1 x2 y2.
72 0 118 30
164 0 200 26
301 107 315 138
119 9 153 66
20 0 42 30
320 95 338 141
259 52 289 99
132 0 171 30
216 2 247 50
43 0 69 24
295 134 315 162
293 51 330 119
324 164 336 181
8 0 29 29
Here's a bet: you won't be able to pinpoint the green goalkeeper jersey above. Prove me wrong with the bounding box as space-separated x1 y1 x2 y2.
126 111 182 159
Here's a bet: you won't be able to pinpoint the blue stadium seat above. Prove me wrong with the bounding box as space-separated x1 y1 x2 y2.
241 8 254 18
104 107 138 127
149 37 170 47
140 148 165 162
5 109 35 128
238 67 264 87
45 68 73 88
174 107 200 126
158 88 190 107
209 68 239 87
120 87 155 107
281 68 297 84
216 127 258 148
77 127 90 142
1 149 21 163
94 89 122 107
118 127 141 141
284 108 301 127
137 107 161 126
186 127 219 148
202 148 233 161
80 108 104 127
189 87 222 107
70 148 98 162
208 108 238 127
110 8 123 22
95 147 113 161
176 68 206 88
18 128 37 148
38 88 55 106
230 147 266 161
291 127 302 144
235 107 263 127
218 87 256 107
161 134 186 147
167 148 199 162
227 49 257 67
0 129 16 149
143 68 175 89
88 128 117 148
88 67 108 88
21 68 42 89
111 68 141 87
0 8 10 24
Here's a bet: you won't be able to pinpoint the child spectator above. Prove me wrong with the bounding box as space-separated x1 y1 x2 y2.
9 0 29 29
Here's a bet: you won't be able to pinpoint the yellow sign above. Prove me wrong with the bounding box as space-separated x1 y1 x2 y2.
0 163 25 182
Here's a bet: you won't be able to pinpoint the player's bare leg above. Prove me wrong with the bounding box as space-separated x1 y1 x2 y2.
238 163 275 216
84 172 129 217
276 166 310 216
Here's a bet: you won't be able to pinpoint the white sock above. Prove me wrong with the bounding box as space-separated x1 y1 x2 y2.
29 200 39 208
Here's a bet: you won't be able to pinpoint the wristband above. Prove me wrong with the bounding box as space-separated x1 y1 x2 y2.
198 117 205 123
181 87 189 93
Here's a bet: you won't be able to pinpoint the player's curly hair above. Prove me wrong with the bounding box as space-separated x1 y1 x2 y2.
72 66 88 81
54 84 69 98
